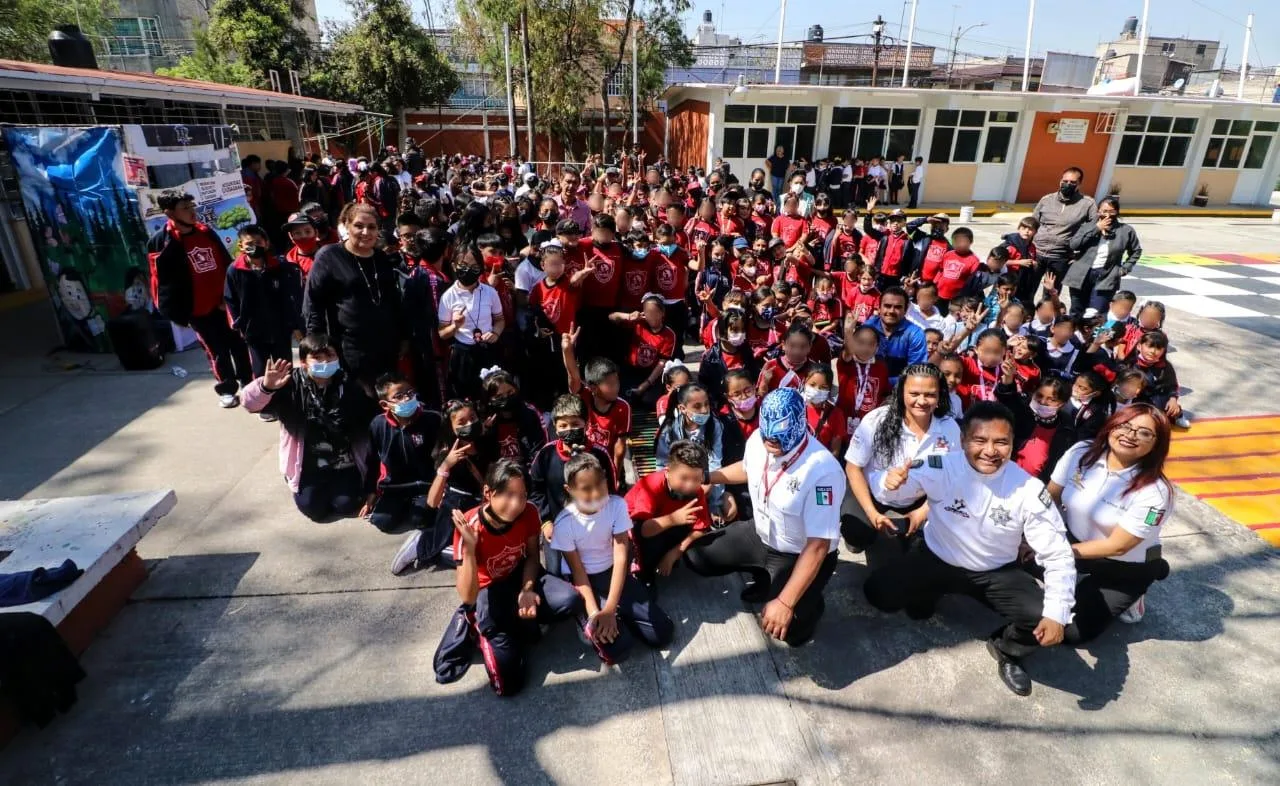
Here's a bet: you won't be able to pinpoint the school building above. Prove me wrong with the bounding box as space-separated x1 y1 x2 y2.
661 84 1280 207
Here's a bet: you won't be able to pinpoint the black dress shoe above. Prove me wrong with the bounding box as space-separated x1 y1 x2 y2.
740 579 770 603
986 640 1032 696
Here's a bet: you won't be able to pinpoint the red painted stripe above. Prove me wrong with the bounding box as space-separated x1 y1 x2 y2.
1188 413 1280 423
1168 471 1280 484
1167 449 1280 462
1175 429 1280 442
1247 522 1280 531
1199 487 1280 499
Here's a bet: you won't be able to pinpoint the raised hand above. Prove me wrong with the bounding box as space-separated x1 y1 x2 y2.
561 322 580 351
1000 357 1017 385
451 508 478 554
669 499 703 527
884 459 912 491
1042 271 1057 293
262 358 292 390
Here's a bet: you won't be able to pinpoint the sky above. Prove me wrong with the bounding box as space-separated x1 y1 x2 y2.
312 0 1278 67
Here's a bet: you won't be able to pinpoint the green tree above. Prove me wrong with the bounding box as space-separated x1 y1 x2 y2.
215 204 252 229
309 0 459 123
157 0 312 88
0 0 115 63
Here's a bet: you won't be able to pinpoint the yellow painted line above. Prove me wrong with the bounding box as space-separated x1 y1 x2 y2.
1199 495 1280 526
1178 479 1280 497
1169 432 1280 459
1166 454 1280 479
1157 253 1222 265
1258 530 1280 547
1174 416 1280 438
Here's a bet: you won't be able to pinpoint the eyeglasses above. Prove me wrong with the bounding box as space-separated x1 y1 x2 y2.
387 389 418 403
1114 423 1157 442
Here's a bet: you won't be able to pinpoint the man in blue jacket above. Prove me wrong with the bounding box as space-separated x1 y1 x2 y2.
862 287 929 386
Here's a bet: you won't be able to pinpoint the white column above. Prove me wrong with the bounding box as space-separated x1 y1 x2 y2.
1021 0 1036 92
774 0 788 84
902 0 918 87
1237 14 1253 100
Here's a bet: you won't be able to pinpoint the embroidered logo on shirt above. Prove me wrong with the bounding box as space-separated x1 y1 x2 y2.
1039 488 1054 509
935 437 950 450
787 476 802 493
1144 507 1166 527
943 498 970 518
815 486 833 506
990 505 1013 526
188 246 217 273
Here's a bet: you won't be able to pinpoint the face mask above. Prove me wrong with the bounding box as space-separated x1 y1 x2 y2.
751 180 764 190
490 395 514 412
687 411 711 427
454 266 481 286
727 332 746 347
124 282 148 310
1059 182 1078 199
484 254 506 272
759 306 778 321
391 398 420 418
816 292 831 302
790 183 804 195
307 360 339 379
244 244 266 259
1029 401 1060 420
558 427 587 450
802 386 830 405
311 217 330 234
742 265 757 278
733 395 758 412
575 496 605 514
1070 394 1094 410
631 248 649 260
658 243 678 256
294 236 320 255
455 421 478 440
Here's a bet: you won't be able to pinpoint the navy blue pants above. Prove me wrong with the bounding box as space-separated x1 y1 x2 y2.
473 571 581 696
577 567 675 663
293 467 363 522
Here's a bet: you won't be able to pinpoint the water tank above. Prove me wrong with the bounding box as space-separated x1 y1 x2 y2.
808 25 824 42
48 25 97 69
1121 16 1138 38
703 10 713 24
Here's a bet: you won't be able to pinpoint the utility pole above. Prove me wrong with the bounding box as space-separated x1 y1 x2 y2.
901 0 918 87
774 0 787 83
503 22 517 157
520 5 535 163
1134 0 1149 95
1237 13 1253 100
632 26 639 147
1021 0 1035 91
871 15 885 87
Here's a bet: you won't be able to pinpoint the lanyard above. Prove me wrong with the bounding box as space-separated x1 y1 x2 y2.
761 437 808 502
852 360 872 413
976 365 997 401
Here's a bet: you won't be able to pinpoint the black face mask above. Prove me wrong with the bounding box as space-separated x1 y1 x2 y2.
311 217 330 234
1059 182 1078 199
483 504 515 528
751 180 764 189
558 427 587 451
491 395 515 413
455 266 481 286
247 245 267 258
455 421 478 441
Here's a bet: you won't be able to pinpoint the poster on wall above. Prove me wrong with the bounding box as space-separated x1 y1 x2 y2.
1055 118 1090 144
122 124 255 255
1 126 152 352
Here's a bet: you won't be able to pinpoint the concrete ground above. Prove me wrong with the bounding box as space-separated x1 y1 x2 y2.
1 217 1279 785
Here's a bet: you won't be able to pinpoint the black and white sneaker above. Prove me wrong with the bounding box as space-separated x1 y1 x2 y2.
391 531 423 575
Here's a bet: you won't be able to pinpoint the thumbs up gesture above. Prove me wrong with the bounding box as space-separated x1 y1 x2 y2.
885 459 912 491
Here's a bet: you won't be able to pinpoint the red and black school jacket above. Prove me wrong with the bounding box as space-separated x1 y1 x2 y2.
367 410 442 495
862 214 915 277
223 254 305 343
147 219 235 326
995 381 1077 483
1001 232 1037 266
528 440 617 522
489 401 551 467
1126 357 1180 400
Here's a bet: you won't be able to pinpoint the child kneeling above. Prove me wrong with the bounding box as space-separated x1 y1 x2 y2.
433 459 581 696
551 453 675 663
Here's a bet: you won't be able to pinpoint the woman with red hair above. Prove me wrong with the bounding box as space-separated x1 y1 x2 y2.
1046 403 1173 641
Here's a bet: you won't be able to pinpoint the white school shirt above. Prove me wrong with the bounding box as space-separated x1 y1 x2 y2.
551 495 632 575
1050 443 1171 564
907 303 947 333
845 405 962 499
514 258 544 293
910 163 927 184
879 452 1077 624
437 282 503 346
743 432 845 554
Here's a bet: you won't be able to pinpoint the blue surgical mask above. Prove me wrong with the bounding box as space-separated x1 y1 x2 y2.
759 306 778 321
688 411 711 426
308 360 339 379
658 243 679 256
391 398 420 418
631 248 650 260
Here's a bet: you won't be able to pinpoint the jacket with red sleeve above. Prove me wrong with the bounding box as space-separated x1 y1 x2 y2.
223 253 305 343
146 220 234 326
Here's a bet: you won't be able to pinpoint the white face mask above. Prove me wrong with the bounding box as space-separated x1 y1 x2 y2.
802 385 829 405
575 497 605 514
1029 401 1061 420
742 265 757 278
790 183 804 195
727 332 746 347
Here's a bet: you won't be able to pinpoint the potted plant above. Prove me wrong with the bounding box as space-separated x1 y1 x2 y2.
1193 183 1209 207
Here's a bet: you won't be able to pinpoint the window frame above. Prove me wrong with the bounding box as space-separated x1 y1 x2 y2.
1114 115 1199 167
1200 120 1277 170
929 109 1018 164
830 106 919 162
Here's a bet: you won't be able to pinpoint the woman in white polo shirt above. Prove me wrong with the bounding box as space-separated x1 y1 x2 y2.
841 363 962 550
1047 403 1173 639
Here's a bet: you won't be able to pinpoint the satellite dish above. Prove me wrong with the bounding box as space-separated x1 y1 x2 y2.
1173 78 1186 91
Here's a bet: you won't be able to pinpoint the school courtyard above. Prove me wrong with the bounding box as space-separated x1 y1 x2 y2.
0 216 1277 785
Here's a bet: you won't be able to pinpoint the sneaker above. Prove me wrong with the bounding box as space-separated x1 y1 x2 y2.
440 544 455 564
1118 595 1146 624
391 530 423 575
258 412 278 423
218 394 240 409
1175 416 1191 429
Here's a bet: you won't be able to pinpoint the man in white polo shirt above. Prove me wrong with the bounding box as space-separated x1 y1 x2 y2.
863 401 1076 697
688 388 845 646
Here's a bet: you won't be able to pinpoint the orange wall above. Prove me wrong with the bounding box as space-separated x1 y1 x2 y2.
1016 112 1113 203
667 100 710 171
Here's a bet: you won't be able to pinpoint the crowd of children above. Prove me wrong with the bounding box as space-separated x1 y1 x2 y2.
148 148 1190 697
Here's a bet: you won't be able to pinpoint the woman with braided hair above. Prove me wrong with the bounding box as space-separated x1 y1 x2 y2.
841 363 961 551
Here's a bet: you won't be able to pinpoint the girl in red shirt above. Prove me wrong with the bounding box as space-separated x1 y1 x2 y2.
835 324 890 433
807 274 844 339
847 266 882 325
1008 334 1043 396
722 369 761 440
749 193 773 240
610 294 677 410
757 323 814 393
770 194 810 249
801 363 850 456
958 329 1008 409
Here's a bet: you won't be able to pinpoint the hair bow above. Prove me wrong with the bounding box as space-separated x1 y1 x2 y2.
479 365 505 382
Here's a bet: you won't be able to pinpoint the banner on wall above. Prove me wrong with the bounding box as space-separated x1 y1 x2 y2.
122 124 256 255
1 126 152 352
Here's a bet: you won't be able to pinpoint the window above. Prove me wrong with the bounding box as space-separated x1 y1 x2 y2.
109 17 163 57
1160 42 1175 55
1195 44 1207 56
720 105 816 161
1202 119 1277 169
930 109 1018 164
1115 115 1197 167
828 106 918 161
724 105 754 123
723 128 745 158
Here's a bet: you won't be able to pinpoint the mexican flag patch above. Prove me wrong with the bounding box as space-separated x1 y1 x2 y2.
815 486 834 506
1144 507 1166 527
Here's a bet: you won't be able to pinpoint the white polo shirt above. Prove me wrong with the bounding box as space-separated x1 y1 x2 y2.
879 452 1077 625
743 432 845 554
845 405 962 500
551 495 632 575
437 282 503 346
1050 442 1171 564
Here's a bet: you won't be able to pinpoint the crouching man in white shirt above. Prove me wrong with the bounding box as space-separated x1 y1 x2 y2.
863 401 1076 696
